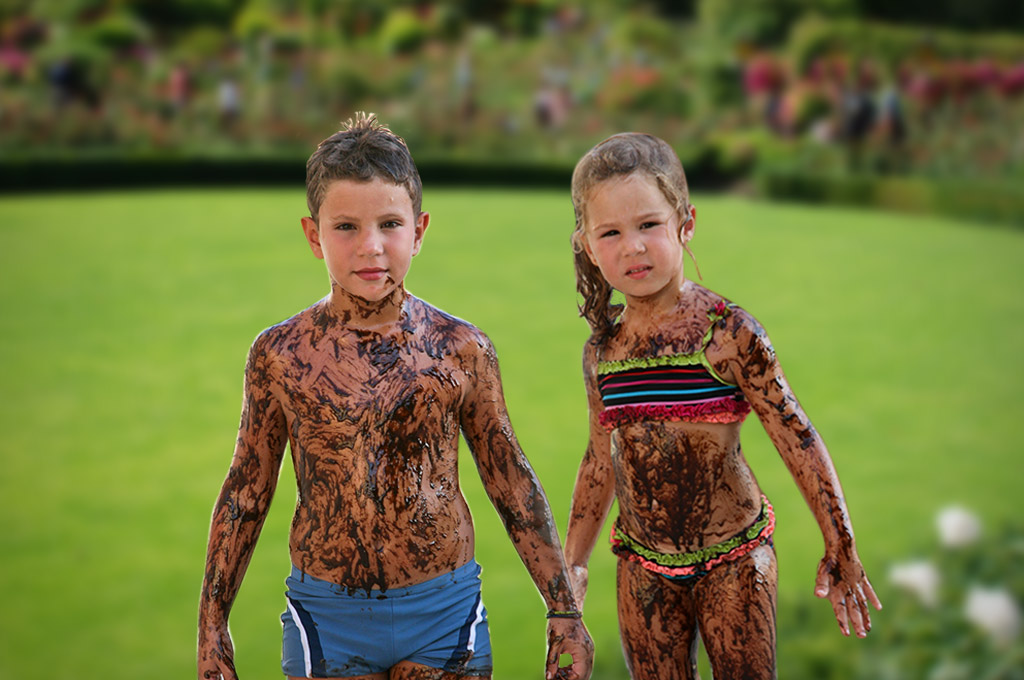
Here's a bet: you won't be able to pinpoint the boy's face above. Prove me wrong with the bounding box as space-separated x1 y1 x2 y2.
301 178 428 303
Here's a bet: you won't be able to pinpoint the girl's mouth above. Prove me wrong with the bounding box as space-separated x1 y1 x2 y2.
626 265 652 279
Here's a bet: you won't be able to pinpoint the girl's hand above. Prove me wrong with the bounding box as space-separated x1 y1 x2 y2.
568 565 589 609
814 550 883 638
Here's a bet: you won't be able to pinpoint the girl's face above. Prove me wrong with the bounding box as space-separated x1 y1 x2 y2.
581 173 694 303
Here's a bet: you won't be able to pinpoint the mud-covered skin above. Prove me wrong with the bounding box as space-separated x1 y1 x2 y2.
565 282 878 679
618 544 777 680
199 285 592 680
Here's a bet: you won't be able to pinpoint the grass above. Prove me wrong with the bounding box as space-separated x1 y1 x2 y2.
1 187 1022 679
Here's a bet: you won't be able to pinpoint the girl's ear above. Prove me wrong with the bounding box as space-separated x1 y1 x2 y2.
680 203 697 244
301 216 324 259
582 235 599 266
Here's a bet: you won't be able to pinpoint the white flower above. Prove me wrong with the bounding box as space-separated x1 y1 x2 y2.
889 560 940 608
964 586 1021 647
936 505 982 549
928 659 972 680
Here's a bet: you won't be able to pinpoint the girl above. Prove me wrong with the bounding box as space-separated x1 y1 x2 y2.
563 133 880 679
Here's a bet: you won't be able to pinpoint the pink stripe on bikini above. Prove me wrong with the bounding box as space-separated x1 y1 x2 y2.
605 396 729 408
598 367 704 384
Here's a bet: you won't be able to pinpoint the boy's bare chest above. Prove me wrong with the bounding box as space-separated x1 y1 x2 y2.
275 336 467 427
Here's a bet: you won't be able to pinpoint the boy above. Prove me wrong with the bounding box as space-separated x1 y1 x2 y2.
197 113 593 680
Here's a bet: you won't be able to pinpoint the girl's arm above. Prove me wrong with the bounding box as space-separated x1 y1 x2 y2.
563 340 617 608
712 309 882 638
197 333 288 680
459 332 593 680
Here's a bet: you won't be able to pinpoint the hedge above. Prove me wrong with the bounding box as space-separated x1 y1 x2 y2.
0 144 743 194
756 167 1024 226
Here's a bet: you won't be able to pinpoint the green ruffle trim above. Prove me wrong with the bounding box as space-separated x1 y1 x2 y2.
597 347 732 386
597 303 738 382
613 501 771 568
598 352 703 373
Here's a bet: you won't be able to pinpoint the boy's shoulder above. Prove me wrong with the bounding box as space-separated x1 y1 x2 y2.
256 299 322 337
244 298 329 361
406 294 492 352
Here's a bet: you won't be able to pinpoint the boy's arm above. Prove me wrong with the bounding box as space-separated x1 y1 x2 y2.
459 334 593 680
197 334 288 680
714 310 882 638
563 340 616 608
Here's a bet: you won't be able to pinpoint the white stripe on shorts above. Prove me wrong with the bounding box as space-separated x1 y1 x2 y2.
467 597 486 652
286 598 313 678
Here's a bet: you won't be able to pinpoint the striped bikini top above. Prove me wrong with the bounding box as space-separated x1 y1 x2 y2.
596 303 751 431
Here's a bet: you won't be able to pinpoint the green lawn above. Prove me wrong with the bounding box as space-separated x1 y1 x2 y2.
1 188 1022 679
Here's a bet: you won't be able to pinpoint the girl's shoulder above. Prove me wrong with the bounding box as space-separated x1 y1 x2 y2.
704 297 777 376
582 330 606 376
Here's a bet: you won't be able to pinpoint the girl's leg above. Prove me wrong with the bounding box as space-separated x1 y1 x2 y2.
616 558 700 680
693 544 778 680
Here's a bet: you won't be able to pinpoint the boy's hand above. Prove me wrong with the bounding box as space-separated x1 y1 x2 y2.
545 618 594 680
197 625 238 680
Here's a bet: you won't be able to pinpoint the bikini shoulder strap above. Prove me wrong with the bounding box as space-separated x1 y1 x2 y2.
700 300 735 348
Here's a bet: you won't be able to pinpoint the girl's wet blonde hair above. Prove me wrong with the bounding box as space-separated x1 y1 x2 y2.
570 132 690 339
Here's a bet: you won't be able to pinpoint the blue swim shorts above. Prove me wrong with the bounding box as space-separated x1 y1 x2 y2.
281 559 492 678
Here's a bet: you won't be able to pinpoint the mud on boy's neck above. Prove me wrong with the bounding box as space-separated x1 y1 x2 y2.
323 283 410 331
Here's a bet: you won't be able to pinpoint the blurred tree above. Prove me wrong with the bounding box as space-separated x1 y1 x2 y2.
698 0 857 48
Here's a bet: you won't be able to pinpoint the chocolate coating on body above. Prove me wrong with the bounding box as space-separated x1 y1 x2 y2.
206 290 566 595
566 283 874 679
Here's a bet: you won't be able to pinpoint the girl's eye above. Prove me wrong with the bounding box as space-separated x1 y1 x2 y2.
640 221 660 229
599 229 619 238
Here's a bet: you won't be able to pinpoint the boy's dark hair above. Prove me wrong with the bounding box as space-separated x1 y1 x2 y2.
305 112 422 222
570 132 690 340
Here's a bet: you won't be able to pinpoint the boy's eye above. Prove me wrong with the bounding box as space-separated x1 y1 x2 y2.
334 222 355 231
382 220 401 229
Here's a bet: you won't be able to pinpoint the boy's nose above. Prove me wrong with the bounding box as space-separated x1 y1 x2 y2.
358 230 385 256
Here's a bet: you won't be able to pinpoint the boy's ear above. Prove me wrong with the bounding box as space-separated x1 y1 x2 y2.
301 216 325 259
410 211 430 256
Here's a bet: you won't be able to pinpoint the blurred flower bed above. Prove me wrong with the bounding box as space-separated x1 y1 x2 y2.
860 506 1023 680
1 1 1022 220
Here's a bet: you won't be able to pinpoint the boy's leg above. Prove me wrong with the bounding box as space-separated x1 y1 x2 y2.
693 543 778 680
616 558 700 680
389 660 488 680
